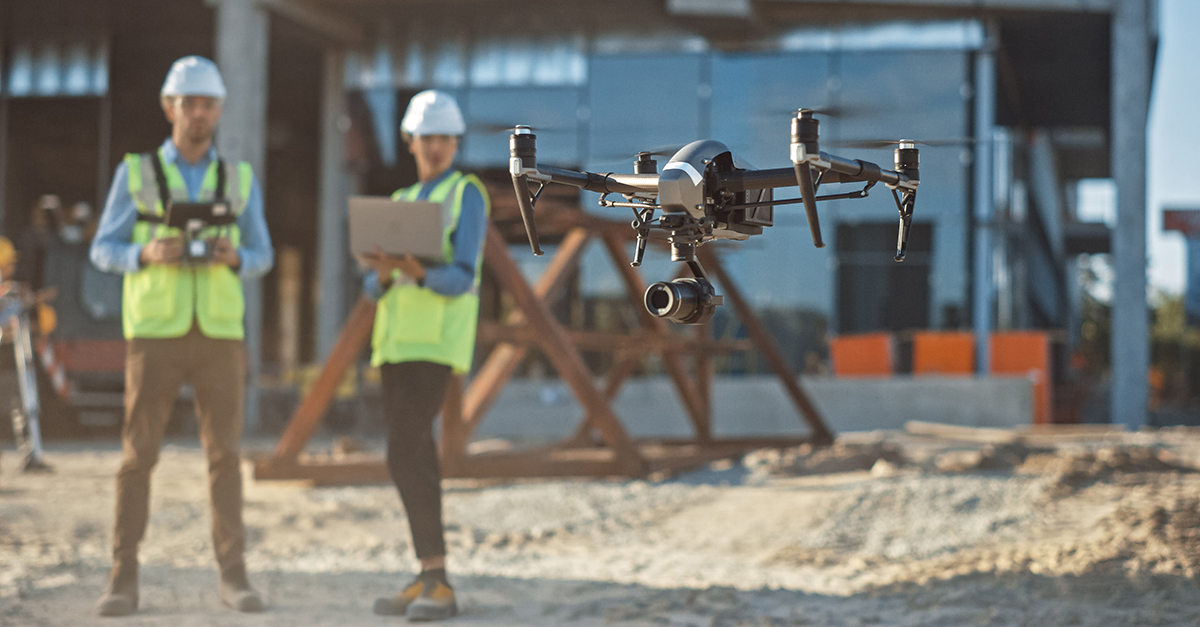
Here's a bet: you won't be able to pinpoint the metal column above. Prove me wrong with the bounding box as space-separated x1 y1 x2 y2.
1111 0 1152 428
0 94 8 231
316 49 349 361
215 0 270 433
972 22 997 374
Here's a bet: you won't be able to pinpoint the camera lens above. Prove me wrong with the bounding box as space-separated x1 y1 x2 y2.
644 277 716 324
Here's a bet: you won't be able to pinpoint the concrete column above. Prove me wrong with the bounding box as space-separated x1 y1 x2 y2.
0 95 8 230
316 49 350 361
1111 0 1152 428
972 22 997 374
214 0 270 433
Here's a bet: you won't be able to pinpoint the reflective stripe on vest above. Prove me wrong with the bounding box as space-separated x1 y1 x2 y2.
122 149 253 340
371 170 490 374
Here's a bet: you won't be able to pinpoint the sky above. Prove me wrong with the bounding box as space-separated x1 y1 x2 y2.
1143 0 1200 295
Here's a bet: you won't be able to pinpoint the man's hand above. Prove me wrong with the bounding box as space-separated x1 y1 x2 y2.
139 237 183 266
211 237 240 269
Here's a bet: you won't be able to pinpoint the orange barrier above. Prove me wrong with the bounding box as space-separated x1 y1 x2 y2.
829 333 895 377
990 331 1051 424
912 331 975 376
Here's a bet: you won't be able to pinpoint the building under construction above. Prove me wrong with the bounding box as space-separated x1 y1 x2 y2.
0 0 1154 445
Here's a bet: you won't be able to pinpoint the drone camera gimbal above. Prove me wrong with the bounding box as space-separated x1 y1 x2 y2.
509 108 920 324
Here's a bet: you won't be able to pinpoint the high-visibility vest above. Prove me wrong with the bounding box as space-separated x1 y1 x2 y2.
370 170 490 374
122 148 253 340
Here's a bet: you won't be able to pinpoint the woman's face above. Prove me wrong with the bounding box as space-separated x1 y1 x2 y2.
409 134 459 178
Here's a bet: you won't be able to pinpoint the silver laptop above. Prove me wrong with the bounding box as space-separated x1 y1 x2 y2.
348 196 445 261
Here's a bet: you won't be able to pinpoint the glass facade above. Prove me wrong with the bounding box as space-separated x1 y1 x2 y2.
345 21 982 333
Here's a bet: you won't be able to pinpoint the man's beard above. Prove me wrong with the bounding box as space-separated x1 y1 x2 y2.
185 124 212 143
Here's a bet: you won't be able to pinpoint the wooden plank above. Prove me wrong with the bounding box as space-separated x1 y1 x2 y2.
252 457 391 486
694 320 713 438
460 227 592 439
273 296 376 461
255 435 814 485
904 420 1020 444
483 224 645 475
646 436 810 450
570 352 643 444
1022 423 1127 434
600 232 712 442
475 321 752 353
697 247 834 445
453 453 627 479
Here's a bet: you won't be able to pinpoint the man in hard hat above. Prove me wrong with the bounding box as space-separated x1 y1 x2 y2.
0 234 55 472
360 89 488 621
90 55 273 616
0 235 18 283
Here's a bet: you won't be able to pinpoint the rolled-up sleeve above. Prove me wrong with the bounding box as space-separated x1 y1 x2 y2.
89 162 145 274
422 184 487 297
235 174 274 279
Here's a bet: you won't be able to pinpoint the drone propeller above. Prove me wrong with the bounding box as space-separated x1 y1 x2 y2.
827 137 980 149
474 123 573 134
595 144 689 163
755 103 881 121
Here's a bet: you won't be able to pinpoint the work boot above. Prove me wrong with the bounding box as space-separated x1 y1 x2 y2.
94 561 138 617
373 571 457 620
217 564 265 613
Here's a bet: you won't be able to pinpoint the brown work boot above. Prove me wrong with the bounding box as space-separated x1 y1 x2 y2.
218 564 265 613
95 561 138 617
374 571 457 620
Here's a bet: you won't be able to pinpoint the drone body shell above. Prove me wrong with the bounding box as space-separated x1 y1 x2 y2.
659 140 732 219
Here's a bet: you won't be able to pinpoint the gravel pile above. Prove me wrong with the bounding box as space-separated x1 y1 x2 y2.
743 441 906 477
8 438 1200 626
770 474 1046 568
1018 445 1194 495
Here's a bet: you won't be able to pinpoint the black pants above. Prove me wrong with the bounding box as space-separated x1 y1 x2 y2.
380 361 451 560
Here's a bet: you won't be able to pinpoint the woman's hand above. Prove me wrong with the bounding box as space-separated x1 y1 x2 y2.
363 248 425 283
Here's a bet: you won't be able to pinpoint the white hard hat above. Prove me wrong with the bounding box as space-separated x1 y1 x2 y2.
400 90 466 136
161 56 227 99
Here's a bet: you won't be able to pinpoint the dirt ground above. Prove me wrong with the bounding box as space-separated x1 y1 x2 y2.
5 430 1200 626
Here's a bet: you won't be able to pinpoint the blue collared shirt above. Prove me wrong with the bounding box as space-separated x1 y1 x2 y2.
90 138 274 279
362 168 487 300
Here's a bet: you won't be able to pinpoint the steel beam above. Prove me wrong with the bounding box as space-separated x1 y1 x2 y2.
315 49 349 361
760 0 1115 11
259 0 366 46
973 21 997 374
215 0 270 433
1110 0 1152 429
0 95 7 232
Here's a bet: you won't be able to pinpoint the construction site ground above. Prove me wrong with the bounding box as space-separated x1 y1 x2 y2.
4 427 1200 626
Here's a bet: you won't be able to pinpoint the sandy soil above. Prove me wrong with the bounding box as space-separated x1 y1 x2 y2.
4 432 1200 626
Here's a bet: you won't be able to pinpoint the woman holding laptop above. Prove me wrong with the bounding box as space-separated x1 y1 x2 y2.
359 89 489 621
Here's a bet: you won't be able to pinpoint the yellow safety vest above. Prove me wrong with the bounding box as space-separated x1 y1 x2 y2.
122 148 253 340
371 170 490 374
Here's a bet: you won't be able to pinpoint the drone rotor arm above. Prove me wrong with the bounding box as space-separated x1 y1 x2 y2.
534 165 659 196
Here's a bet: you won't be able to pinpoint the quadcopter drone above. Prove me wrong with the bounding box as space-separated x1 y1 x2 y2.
508 109 920 324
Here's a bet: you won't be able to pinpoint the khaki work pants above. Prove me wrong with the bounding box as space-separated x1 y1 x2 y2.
111 324 247 577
